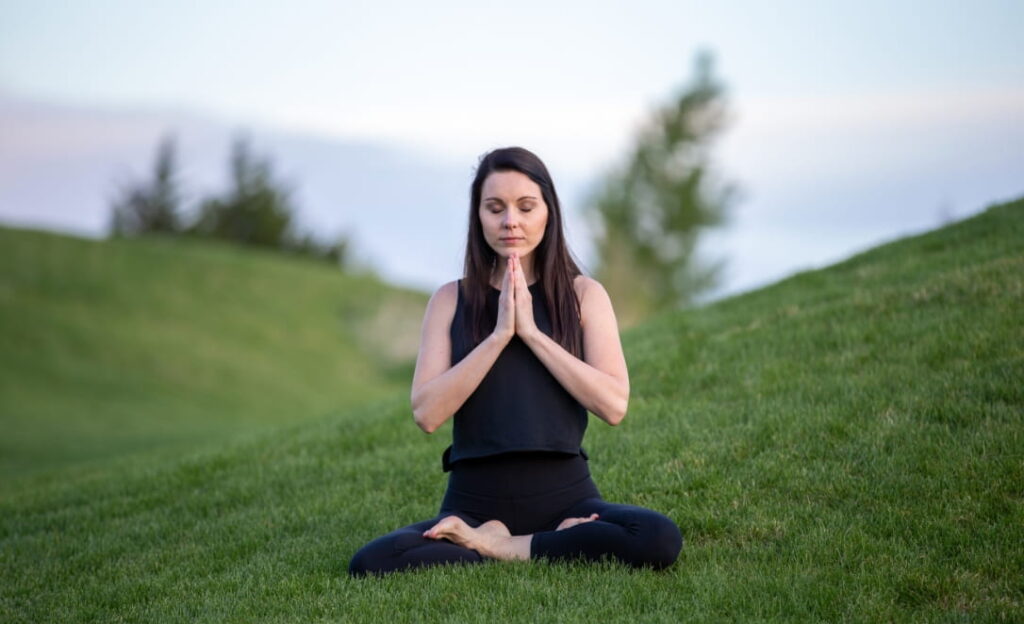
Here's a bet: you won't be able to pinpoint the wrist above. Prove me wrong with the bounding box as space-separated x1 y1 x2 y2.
519 326 542 346
490 329 513 346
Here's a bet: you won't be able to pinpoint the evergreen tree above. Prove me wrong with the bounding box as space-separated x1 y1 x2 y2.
109 134 183 236
190 135 295 249
588 51 737 326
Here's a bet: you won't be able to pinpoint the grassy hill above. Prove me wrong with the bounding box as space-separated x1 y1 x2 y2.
0 229 427 479
1 198 1022 622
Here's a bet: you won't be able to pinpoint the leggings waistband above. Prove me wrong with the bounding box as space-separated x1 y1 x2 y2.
446 451 591 499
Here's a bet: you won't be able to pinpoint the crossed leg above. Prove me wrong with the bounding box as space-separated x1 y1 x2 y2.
348 512 601 576
349 500 681 576
347 512 485 577
530 498 682 570
424 499 680 570
421 513 601 561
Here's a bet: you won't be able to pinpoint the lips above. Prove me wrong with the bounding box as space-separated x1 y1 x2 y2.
499 237 523 243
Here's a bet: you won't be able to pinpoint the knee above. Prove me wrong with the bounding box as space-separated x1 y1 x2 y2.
348 530 438 577
633 512 683 570
347 536 398 577
347 544 375 577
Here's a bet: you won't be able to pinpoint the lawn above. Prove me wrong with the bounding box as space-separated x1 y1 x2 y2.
0 229 425 480
1 198 1021 622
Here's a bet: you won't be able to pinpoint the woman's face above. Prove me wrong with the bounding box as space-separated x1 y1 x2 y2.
478 170 549 261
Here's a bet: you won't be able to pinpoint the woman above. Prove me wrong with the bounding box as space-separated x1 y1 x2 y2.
348 147 682 576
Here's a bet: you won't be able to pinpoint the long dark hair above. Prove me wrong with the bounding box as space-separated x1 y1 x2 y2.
461 147 584 359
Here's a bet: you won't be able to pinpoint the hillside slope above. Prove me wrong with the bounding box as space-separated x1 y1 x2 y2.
0 229 427 478
1 198 1021 622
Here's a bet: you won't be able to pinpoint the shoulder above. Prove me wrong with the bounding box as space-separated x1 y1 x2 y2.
572 274 606 303
433 279 460 302
425 279 460 320
572 275 613 325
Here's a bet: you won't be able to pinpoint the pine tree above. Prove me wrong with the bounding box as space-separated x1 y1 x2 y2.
190 135 295 249
109 134 183 236
588 51 738 327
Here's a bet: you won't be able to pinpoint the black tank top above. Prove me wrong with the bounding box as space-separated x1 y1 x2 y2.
442 279 588 471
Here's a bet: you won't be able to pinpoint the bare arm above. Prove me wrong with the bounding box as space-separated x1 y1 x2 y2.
410 265 517 433
518 273 630 426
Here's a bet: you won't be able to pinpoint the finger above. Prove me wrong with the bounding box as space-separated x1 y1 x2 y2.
509 260 517 304
515 255 528 288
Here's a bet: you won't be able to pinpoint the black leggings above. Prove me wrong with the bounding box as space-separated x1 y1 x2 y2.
348 452 682 576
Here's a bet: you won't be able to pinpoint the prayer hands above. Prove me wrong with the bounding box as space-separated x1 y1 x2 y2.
494 253 539 344
510 254 538 341
494 256 515 343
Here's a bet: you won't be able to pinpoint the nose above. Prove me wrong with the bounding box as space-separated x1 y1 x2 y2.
502 208 519 230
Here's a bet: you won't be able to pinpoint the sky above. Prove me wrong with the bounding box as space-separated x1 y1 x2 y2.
2 1 1023 298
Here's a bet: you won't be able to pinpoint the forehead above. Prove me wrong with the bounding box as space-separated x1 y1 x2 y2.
481 170 542 200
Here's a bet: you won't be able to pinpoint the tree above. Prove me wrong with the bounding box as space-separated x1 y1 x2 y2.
189 134 295 249
587 51 738 327
109 134 183 236
284 230 353 268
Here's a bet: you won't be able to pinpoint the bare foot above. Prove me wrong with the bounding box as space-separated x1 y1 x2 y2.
422 516 497 553
555 513 599 531
423 516 527 560
476 519 512 540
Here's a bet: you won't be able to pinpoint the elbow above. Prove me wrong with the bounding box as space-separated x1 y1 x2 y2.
411 389 452 434
412 408 439 434
601 395 628 427
605 410 626 427
411 393 438 434
596 410 625 427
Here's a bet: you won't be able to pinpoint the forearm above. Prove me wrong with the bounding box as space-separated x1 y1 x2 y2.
412 332 510 433
521 330 628 425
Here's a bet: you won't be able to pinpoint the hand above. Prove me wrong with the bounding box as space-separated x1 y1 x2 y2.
493 255 515 343
511 254 539 340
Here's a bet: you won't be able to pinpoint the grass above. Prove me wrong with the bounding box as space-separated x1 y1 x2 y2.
1 197 1022 622
0 229 426 479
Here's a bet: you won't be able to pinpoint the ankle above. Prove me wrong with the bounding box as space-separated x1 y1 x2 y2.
487 534 531 561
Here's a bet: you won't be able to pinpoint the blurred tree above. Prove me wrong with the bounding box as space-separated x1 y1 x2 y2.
109 134 183 236
321 236 351 267
284 230 353 268
587 51 738 327
111 132 354 268
190 135 295 249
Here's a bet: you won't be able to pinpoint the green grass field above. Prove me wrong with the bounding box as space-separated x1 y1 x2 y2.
2 198 1022 622
0 229 426 479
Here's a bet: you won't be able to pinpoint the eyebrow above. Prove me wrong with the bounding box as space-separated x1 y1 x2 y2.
483 196 539 203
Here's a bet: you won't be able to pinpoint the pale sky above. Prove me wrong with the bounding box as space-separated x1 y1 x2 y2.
2 1 1023 297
